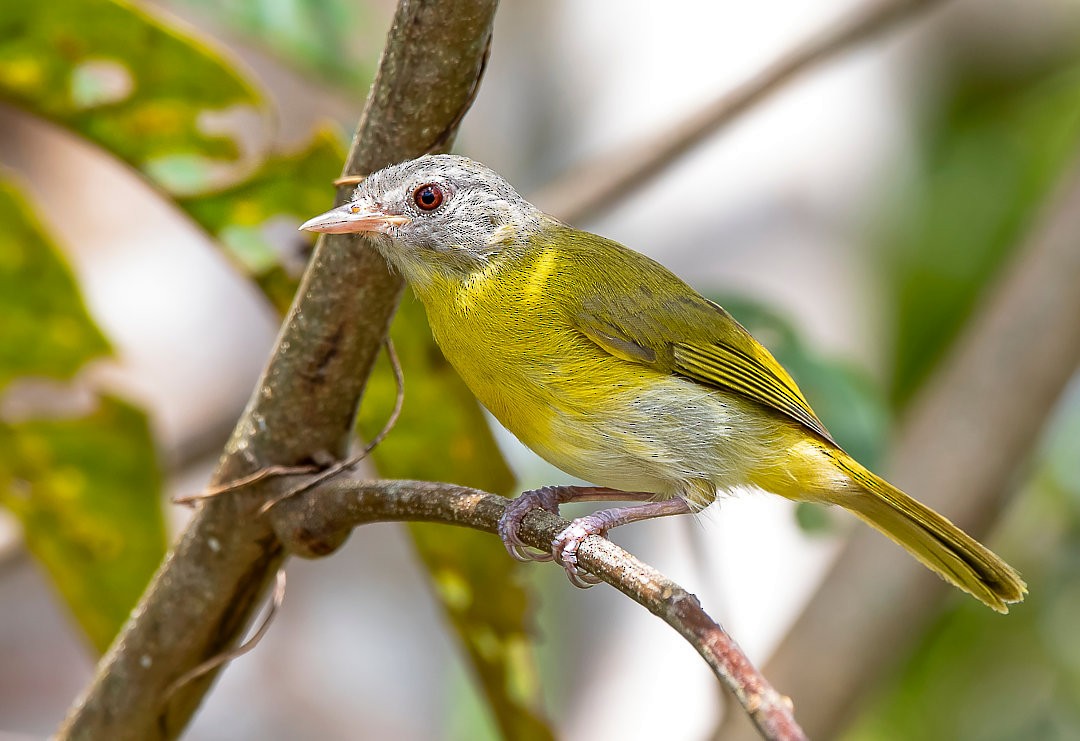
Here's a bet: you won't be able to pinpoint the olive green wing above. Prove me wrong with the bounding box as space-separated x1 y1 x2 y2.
574 286 835 445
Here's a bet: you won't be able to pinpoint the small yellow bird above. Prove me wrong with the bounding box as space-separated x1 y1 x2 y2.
301 154 1025 612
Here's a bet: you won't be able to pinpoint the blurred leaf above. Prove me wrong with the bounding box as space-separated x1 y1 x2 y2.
0 179 110 389
1042 380 1080 512
359 295 554 741
793 500 835 535
0 396 166 654
0 177 165 653
0 0 263 193
718 296 891 534
170 0 381 90
1 0 547 727
881 63 1080 407
846 49 1080 741
179 128 346 313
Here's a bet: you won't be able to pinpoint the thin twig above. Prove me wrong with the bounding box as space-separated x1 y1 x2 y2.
268 478 808 741
258 338 404 514
173 464 320 506
173 324 403 511
533 0 946 224
158 568 287 735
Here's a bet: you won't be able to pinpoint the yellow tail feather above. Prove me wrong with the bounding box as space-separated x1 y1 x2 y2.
828 452 1026 613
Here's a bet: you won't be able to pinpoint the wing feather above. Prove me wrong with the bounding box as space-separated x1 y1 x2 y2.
672 342 833 442
573 283 833 444
542 223 833 443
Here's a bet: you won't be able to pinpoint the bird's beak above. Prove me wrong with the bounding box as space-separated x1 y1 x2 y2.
299 203 410 234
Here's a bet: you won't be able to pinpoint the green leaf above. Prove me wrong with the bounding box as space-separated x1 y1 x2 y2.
179 128 346 314
0 396 166 654
846 477 1080 739
846 54 1080 741
845 379 1080 741
0 179 111 389
881 63 1080 407
0 0 263 194
2 2 547 731
360 296 554 741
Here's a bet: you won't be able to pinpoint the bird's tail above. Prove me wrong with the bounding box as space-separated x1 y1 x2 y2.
826 450 1026 613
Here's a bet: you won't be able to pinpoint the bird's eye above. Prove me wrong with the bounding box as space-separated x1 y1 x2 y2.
413 183 444 212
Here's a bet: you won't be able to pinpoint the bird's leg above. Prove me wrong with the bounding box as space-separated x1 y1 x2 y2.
554 498 693 587
498 485 647 563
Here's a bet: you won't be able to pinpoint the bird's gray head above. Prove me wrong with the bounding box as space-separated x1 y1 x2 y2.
300 154 544 283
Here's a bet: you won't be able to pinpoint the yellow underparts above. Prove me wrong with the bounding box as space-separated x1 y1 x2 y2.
409 244 836 508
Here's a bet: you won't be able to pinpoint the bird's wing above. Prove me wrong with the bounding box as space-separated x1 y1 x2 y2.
574 290 835 444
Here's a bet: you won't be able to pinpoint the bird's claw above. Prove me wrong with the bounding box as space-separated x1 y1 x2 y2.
498 487 564 563
499 486 617 585
553 518 606 588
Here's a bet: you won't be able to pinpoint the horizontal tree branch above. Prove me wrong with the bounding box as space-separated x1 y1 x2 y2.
267 477 808 741
533 0 946 224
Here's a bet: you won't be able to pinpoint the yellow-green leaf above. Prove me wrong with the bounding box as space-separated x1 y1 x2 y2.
0 175 165 653
0 396 166 653
0 179 110 389
2 2 548 731
0 0 263 193
0 177 164 652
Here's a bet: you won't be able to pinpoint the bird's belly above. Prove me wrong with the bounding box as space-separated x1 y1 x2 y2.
556 377 782 497
454 351 783 503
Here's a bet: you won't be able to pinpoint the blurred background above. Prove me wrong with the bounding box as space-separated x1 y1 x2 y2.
2 0 1079 738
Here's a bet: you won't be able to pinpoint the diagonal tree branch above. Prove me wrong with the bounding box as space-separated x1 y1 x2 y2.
267 478 808 741
721 150 1080 740
532 0 946 224
57 3 498 739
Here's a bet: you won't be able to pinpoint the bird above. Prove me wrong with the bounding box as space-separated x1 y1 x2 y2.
300 154 1026 612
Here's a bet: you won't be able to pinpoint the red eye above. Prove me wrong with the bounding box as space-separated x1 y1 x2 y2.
413 183 444 211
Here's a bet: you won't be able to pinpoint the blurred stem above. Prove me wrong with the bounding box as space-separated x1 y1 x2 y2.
56 2 498 739
720 150 1080 740
533 0 947 224
268 478 808 741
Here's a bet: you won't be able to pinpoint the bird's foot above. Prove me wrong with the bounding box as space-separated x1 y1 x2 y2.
499 487 692 587
551 498 695 589
552 517 609 587
498 485 631 563
498 485 564 562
